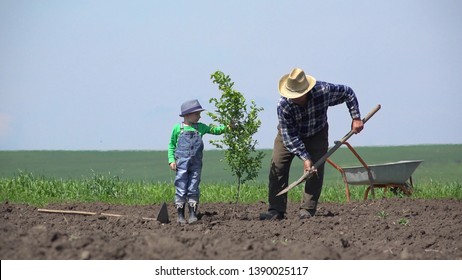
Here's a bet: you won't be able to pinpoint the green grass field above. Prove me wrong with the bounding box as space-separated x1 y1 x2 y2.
1 144 460 183
0 144 461 206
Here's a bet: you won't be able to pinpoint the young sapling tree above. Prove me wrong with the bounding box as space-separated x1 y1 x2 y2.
208 70 265 203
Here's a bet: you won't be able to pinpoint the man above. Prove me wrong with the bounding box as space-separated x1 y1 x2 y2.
260 67 364 220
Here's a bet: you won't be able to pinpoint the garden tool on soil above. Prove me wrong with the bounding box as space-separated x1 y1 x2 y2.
37 208 157 221
156 202 169 224
277 104 381 197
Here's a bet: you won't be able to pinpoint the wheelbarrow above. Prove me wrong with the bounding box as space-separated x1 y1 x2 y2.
326 141 423 202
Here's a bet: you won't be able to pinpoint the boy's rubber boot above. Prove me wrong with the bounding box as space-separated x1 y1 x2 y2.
188 203 198 224
176 203 186 225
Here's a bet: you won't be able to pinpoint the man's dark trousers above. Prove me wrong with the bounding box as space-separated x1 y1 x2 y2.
268 125 329 214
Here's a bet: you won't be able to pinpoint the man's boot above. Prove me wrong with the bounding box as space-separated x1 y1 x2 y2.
176 203 186 224
259 209 284 220
188 202 198 224
299 208 316 219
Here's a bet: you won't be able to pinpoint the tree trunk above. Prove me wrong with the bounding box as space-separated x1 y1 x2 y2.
236 176 241 204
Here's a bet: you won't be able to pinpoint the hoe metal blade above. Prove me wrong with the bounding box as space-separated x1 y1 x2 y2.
156 202 169 223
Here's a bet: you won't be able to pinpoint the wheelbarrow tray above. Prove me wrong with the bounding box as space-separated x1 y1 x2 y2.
342 160 423 185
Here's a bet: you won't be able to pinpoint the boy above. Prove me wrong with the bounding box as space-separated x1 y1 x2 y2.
168 99 226 224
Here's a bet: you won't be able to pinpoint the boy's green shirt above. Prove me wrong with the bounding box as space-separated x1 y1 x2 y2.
168 122 226 164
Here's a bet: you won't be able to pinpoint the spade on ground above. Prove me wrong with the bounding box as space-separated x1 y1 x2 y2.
156 202 169 223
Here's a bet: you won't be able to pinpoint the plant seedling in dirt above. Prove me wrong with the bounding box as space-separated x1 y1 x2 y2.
377 210 388 219
398 218 409 226
208 70 265 203
271 238 289 245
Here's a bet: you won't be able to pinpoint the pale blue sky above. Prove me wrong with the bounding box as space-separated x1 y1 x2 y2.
1 0 461 150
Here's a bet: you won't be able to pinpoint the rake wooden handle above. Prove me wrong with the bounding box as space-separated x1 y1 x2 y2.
37 208 157 221
276 104 381 196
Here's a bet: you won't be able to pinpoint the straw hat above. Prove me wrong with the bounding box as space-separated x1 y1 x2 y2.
179 99 205 117
278 68 316 99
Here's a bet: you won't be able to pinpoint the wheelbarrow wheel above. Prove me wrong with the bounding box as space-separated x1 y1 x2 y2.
402 182 414 196
391 183 413 197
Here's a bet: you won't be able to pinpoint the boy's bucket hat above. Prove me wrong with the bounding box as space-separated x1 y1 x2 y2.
278 68 316 99
180 99 205 117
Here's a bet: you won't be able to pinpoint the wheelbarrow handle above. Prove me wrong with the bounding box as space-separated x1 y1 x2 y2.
276 104 381 196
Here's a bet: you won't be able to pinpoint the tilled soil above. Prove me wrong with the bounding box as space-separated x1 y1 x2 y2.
1 198 461 260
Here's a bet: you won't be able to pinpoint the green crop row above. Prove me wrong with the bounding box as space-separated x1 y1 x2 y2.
1 171 460 207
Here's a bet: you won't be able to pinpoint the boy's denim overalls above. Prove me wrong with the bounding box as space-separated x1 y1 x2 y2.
174 123 204 206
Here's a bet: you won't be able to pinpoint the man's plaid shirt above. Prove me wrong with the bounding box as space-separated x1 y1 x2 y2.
277 80 361 161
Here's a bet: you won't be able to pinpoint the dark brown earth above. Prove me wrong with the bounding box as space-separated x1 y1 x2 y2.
1 198 461 260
